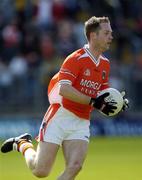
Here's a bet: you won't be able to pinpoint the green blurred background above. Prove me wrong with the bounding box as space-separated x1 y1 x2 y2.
0 137 142 180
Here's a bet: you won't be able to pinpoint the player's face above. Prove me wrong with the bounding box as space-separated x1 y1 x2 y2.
94 22 113 52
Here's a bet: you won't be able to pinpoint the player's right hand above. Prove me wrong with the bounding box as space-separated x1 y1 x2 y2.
121 91 129 111
89 92 117 115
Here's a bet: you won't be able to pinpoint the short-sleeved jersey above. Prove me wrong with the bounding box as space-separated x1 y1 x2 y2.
48 44 110 120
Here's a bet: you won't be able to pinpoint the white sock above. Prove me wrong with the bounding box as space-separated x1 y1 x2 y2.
18 141 34 155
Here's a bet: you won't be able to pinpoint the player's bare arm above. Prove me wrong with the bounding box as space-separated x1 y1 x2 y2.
59 83 91 104
59 83 117 116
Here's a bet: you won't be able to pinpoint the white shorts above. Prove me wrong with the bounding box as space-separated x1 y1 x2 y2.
38 104 90 145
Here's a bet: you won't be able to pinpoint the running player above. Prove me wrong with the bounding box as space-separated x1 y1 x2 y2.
1 16 129 180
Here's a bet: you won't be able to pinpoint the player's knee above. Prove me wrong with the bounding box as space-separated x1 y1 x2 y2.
67 162 82 175
32 168 50 178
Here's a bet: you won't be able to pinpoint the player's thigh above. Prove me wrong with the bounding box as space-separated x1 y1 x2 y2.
35 141 60 171
62 140 89 166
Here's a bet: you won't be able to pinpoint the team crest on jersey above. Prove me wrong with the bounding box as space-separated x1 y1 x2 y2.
84 69 91 76
102 70 106 79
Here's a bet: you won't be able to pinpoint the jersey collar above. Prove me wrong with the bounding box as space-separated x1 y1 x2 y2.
83 44 100 66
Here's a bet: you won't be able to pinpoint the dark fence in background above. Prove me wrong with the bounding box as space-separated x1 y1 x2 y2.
0 0 142 116
0 72 141 116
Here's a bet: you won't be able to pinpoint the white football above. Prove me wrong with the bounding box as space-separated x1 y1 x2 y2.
97 88 124 117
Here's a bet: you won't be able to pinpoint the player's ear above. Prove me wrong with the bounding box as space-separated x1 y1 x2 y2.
90 32 97 40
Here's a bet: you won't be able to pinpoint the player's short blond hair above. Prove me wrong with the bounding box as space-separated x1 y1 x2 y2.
84 16 110 41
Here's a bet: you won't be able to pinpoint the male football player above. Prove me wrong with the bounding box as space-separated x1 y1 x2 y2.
1 16 129 180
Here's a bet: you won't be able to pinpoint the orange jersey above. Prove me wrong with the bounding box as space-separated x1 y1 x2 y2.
48 44 110 120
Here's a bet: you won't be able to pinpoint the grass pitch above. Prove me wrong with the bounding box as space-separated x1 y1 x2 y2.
0 137 142 180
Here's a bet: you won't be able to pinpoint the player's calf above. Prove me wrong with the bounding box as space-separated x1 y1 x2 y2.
57 162 82 180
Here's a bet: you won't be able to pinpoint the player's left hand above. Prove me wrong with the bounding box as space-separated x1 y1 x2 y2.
121 91 129 111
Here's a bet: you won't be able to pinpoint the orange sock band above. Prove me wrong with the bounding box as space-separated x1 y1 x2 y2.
22 144 34 155
18 141 34 155
18 140 28 151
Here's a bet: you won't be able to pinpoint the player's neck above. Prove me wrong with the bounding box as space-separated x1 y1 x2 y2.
88 45 102 60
